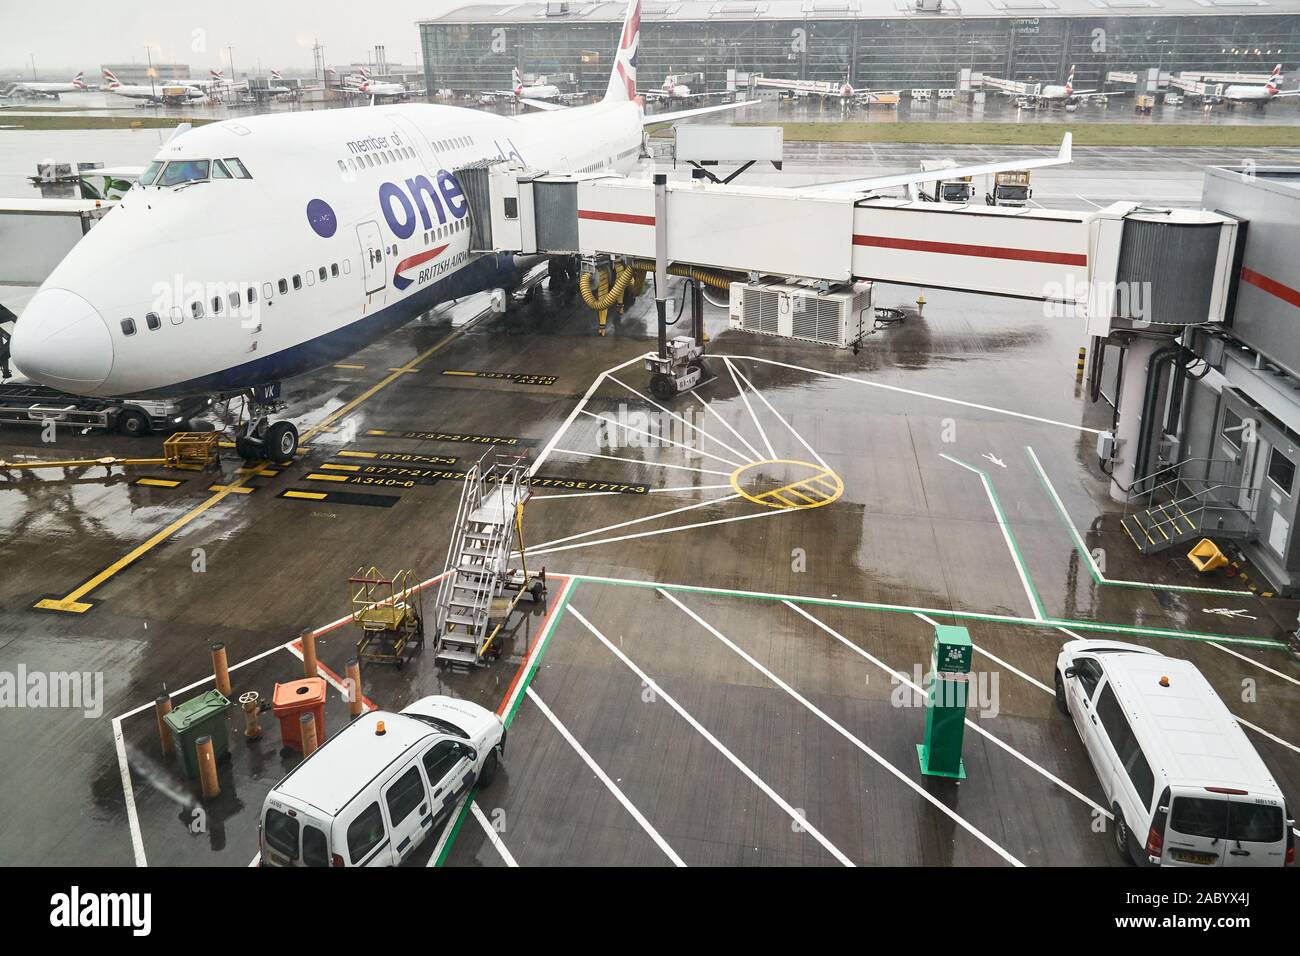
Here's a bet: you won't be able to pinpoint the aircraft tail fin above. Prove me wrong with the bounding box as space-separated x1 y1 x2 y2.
1268 64 1282 95
603 0 640 103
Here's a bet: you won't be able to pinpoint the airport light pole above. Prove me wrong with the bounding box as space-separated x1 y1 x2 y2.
145 45 156 99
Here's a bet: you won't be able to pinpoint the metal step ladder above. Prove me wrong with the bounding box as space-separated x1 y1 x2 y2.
1119 457 1254 556
433 448 537 671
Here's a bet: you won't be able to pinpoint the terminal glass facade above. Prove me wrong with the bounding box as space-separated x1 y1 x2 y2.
420 13 1300 94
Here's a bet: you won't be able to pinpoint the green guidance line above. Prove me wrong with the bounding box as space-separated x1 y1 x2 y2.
1024 445 1252 598
571 575 1285 649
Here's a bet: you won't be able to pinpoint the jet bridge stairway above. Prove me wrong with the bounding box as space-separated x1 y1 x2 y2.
1120 458 1254 555
433 448 545 672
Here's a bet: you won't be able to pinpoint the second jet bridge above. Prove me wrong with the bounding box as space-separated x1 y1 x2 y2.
460 160 1239 347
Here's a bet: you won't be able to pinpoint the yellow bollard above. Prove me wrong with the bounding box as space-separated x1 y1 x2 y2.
239 690 262 739
196 735 220 800
346 658 365 719
1076 346 1087 382
301 628 318 680
300 712 319 756
211 642 231 698
155 694 174 757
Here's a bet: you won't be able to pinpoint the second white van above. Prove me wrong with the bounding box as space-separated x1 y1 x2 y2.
1054 639 1293 867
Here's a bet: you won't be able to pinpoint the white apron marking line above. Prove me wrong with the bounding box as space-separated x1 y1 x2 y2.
727 360 831 471
798 603 1112 820
471 801 519 867
568 604 856 866
550 447 733 477
527 493 743 553
582 409 747 468
526 686 687 866
941 453 1044 621
724 357 777 459
659 589 1023 866
608 374 757 464
531 352 646 476
527 504 797 558
691 386 764 461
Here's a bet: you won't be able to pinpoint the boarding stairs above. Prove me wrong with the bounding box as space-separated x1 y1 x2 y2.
433 448 537 671
1120 458 1254 555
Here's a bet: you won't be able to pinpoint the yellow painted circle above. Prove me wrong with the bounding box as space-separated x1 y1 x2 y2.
729 458 843 510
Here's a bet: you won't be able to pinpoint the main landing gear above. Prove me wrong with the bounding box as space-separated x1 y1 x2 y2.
230 384 299 463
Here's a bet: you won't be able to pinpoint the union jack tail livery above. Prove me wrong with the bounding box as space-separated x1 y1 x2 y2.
101 68 120 88
72 71 86 90
271 69 283 81
1065 64 1074 97
604 0 639 102
512 66 524 95
1267 64 1282 95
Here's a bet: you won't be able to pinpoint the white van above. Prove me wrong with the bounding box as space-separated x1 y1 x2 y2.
258 695 506 867
1054 639 1294 867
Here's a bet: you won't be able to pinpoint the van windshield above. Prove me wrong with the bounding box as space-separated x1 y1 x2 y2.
406 713 468 738
264 808 299 859
1170 797 1283 843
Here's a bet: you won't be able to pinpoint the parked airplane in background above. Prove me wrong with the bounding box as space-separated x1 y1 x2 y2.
10 0 757 461
340 67 411 101
2 71 88 99
1215 64 1299 106
644 73 709 101
101 68 203 102
755 74 899 106
984 65 1102 106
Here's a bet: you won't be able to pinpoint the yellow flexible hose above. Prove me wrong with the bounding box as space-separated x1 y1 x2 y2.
576 260 739 311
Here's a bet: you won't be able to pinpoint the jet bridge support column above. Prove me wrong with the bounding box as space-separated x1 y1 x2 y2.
644 172 705 399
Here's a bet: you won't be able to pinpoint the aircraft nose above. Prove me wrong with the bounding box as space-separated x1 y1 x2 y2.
10 288 114 393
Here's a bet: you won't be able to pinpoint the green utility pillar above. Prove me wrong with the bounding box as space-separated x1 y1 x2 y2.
916 624 973 779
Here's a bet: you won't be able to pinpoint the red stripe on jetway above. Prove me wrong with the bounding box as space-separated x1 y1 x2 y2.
853 234 1087 267
1241 266 1300 310
578 209 655 226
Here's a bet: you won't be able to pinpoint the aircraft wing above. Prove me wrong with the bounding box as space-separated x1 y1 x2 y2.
801 133 1072 195
1070 89 1099 97
1272 90 1300 97
518 98 568 111
642 99 759 126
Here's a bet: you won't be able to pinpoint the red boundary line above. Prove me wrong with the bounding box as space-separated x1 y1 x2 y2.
495 573 572 717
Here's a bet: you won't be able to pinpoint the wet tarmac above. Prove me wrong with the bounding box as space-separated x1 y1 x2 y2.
1 149 1298 869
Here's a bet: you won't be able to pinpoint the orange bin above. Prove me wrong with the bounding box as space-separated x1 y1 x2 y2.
272 678 327 752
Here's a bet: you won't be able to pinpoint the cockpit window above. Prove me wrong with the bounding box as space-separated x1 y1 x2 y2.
212 159 233 180
138 161 163 186
222 158 252 179
158 160 210 187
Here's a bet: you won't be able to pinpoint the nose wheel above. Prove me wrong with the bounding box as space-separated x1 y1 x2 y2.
235 419 299 462
231 385 299 463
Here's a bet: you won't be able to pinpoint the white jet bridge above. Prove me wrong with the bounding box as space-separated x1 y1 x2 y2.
458 135 1243 499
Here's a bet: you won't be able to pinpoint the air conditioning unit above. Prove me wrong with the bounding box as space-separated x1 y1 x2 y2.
915 0 943 10
728 280 872 348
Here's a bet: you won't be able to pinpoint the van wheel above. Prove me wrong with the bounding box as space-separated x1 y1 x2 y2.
478 748 500 788
1054 670 1069 716
1113 806 1136 865
117 410 150 437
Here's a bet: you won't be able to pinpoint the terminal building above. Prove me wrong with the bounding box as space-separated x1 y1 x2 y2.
419 0 1300 96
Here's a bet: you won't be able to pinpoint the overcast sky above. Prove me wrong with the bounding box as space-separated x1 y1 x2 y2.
0 0 471 76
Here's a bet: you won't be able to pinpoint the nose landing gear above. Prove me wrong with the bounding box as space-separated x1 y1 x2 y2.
230 384 299 463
